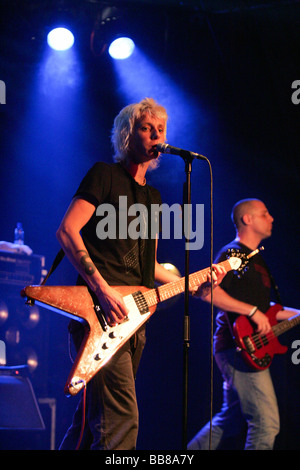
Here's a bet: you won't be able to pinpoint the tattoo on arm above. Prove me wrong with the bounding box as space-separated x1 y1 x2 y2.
77 250 96 276
198 282 211 298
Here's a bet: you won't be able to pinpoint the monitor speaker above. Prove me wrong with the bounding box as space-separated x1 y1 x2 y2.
0 365 45 430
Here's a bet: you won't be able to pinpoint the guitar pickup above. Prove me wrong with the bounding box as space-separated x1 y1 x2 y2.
243 336 256 354
132 291 149 315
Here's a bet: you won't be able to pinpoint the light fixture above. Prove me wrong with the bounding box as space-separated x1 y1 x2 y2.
91 7 135 59
47 27 75 51
108 37 135 60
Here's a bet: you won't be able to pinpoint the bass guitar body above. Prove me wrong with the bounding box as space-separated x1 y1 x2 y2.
233 303 287 370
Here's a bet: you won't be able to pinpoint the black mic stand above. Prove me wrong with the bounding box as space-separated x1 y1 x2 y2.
179 149 213 451
181 150 194 451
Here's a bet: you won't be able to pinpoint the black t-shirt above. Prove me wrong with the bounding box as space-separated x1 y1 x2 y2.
74 162 162 289
213 240 272 353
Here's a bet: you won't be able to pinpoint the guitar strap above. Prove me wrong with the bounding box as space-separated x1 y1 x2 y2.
265 267 283 305
40 248 65 286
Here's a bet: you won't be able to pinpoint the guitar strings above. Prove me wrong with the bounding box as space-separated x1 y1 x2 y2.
249 313 300 346
144 259 231 305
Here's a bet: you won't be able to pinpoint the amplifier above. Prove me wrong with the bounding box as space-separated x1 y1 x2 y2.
0 250 45 286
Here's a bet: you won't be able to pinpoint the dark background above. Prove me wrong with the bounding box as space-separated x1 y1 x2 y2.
0 0 299 450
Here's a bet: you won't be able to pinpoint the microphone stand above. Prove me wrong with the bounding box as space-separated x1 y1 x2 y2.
181 150 194 450
160 144 212 450
179 149 212 451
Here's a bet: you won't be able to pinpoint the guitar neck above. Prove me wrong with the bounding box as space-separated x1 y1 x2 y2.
144 259 232 307
273 313 300 337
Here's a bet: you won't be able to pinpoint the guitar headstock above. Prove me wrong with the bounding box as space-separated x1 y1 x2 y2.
225 246 264 278
226 249 250 278
227 256 242 271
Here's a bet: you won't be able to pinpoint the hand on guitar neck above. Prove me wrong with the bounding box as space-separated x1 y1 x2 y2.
188 263 227 298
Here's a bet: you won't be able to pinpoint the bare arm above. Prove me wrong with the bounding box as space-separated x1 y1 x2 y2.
201 285 272 334
56 197 129 326
272 303 300 321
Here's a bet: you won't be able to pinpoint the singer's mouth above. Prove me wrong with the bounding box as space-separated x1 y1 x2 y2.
152 145 159 157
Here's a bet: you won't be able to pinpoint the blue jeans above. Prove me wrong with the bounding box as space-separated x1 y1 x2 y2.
188 349 280 450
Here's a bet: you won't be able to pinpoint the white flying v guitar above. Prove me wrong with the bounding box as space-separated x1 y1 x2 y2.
21 257 241 396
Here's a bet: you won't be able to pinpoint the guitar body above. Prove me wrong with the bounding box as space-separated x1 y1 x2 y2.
233 303 287 371
22 285 156 396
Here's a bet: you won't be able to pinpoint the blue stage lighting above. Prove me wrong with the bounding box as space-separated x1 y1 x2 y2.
108 37 135 60
47 27 75 51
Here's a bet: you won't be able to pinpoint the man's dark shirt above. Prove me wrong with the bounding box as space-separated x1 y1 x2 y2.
213 240 272 353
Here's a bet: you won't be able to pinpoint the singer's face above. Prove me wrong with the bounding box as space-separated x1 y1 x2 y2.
129 114 166 164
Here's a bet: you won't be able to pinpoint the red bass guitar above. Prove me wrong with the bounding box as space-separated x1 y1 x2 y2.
233 303 300 370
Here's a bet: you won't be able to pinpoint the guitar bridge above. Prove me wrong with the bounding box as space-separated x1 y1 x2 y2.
252 353 271 369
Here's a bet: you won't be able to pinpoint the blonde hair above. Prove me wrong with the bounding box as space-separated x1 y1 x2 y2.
111 98 168 165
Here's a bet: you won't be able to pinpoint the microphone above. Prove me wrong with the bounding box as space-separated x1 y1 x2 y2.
156 143 207 160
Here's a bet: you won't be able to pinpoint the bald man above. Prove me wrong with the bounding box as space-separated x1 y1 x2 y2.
188 198 299 450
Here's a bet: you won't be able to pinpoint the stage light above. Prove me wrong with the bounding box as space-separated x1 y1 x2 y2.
18 304 40 330
23 347 39 373
47 27 75 51
108 37 135 60
0 301 8 326
91 6 135 59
